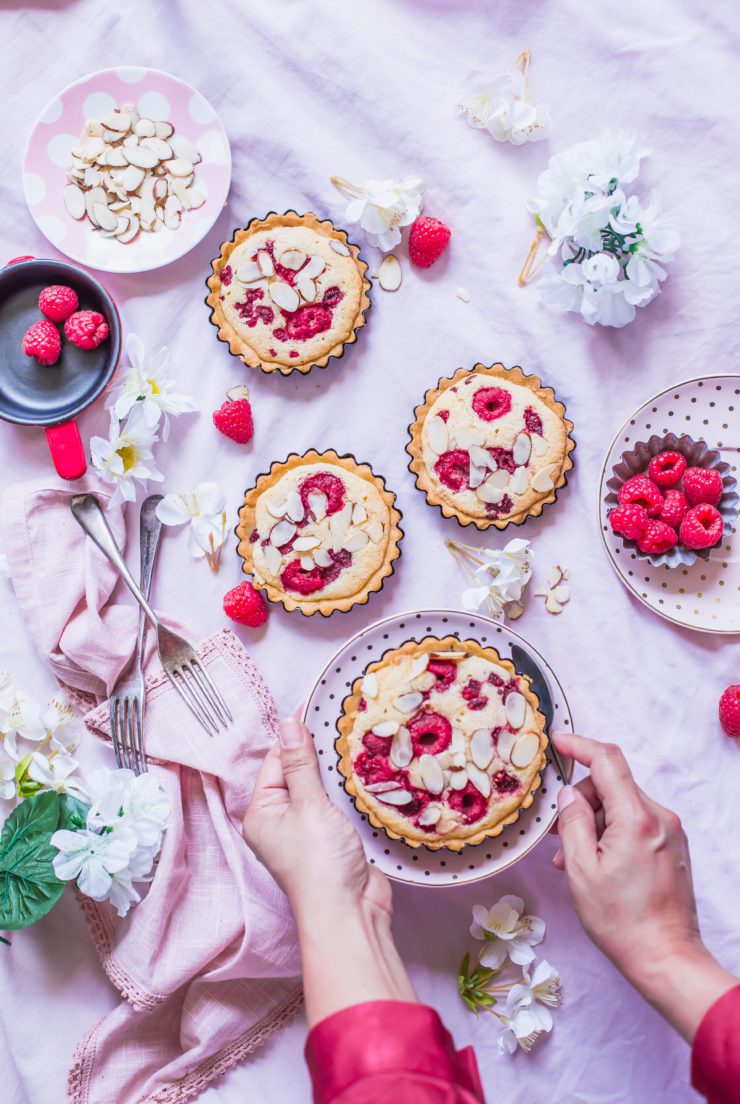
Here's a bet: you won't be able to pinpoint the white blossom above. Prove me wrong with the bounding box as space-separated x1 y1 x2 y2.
155 483 227 561
461 539 533 620
27 751 88 801
458 68 550 145
86 767 169 848
91 406 164 509
498 959 562 1054
470 894 546 968
51 824 139 902
339 176 425 251
106 333 197 441
497 1006 549 1055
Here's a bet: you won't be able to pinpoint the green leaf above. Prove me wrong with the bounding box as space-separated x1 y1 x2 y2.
58 794 89 831
0 792 66 930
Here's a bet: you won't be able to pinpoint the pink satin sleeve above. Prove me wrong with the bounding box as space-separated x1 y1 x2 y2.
691 985 740 1103
305 1001 486 1103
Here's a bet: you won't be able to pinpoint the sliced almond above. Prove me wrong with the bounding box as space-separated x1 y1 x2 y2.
531 435 548 457
279 249 306 270
362 672 378 699
344 530 370 553
390 726 413 768
378 254 401 291
63 183 85 219
365 781 402 794
163 158 194 178
154 120 174 140
508 600 524 620
93 201 118 232
267 498 288 518
408 654 430 680
513 433 532 467
469 444 494 470
497 729 517 763
511 732 540 769
449 750 467 769
449 769 469 790
82 137 105 162
257 251 275 277
505 691 527 730
296 277 317 302
84 186 107 223
430 650 467 661
236 260 264 284
471 729 495 770
488 468 511 489
83 167 102 188
395 691 423 714
545 594 564 615
551 584 571 604
419 754 445 795
468 463 486 490
141 137 172 160
427 416 449 455
184 185 205 210
302 256 325 279
456 287 471 302
313 548 332 568
532 464 559 493
466 762 491 798
124 145 159 169
299 554 315 571
118 214 140 243
102 111 131 132
294 535 320 552
262 543 283 576
372 721 399 738
329 238 350 256
168 133 201 163
376 788 413 806
418 804 442 827
476 481 505 504
546 566 563 587
365 520 384 543
268 282 300 313
285 490 305 523
352 502 367 524
307 491 328 521
105 146 129 168
134 118 156 137
269 520 296 548
509 467 530 496
121 164 146 192
122 133 139 148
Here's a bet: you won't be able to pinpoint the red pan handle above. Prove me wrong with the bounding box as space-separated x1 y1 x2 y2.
45 422 87 480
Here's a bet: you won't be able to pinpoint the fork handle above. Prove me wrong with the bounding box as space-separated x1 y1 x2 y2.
71 494 160 629
136 495 164 657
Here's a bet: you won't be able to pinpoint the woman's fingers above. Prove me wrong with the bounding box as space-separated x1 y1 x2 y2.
278 718 326 802
548 774 601 833
554 785 598 871
553 732 642 822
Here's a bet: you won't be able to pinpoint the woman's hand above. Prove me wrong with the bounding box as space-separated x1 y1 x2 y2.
552 731 737 1041
243 717 417 1026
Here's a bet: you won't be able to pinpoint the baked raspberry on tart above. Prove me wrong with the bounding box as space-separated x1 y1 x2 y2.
407 363 575 529
206 211 371 375
235 450 402 616
335 637 548 851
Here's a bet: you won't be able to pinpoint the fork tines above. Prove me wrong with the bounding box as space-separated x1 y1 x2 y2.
167 656 232 736
110 696 146 775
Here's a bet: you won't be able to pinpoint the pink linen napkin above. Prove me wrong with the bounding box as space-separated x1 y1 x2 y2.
1 477 303 1104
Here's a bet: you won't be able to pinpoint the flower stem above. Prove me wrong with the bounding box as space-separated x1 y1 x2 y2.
330 176 362 200
445 539 485 580
204 513 227 574
518 226 547 286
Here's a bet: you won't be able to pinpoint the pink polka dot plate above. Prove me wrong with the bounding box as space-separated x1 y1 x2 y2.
23 67 231 274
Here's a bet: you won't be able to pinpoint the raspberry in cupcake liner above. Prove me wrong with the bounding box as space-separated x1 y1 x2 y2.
605 432 739 569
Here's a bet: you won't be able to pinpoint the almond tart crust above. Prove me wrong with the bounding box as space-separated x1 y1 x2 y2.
236 450 403 616
407 363 576 530
206 211 371 376
335 636 548 851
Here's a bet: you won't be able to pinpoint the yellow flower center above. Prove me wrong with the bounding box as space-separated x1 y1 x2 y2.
148 379 160 395
118 445 136 472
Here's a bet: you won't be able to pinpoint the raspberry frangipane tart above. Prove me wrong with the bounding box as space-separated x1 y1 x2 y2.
206 211 371 375
236 450 402 616
407 363 575 529
336 637 548 851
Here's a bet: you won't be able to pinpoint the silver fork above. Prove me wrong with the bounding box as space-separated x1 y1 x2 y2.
108 495 163 773
71 493 232 737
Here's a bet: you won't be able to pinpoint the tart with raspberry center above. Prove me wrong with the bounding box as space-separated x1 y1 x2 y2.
336 637 548 850
206 211 371 375
407 363 575 529
236 450 402 615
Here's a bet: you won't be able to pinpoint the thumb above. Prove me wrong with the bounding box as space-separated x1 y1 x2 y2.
556 785 598 872
277 718 325 803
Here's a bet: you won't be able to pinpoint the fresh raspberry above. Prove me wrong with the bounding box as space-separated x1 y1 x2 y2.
427 659 457 692
683 466 723 507
648 451 687 488
355 751 407 788
523 407 543 435
472 386 512 422
461 678 488 711
213 386 253 444
618 474 663 518
299 472 346 516
637 520 678 555
362 731 393 756
679 504 723 550
38 285 79 323
447 781 488 824
659 489 689 530
408 215 451 268
64 310 109 350
488 447 516 473
719 685 740 738
609 503 649 541
280 559 326 594
434 449 470 491
22 319 61 366
222 581 268 627
407 710 452 757
493 769 520 794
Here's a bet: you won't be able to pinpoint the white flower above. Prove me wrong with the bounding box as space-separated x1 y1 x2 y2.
458 69 550 145
155 483 227 561
0 744 17 804
541 251 644 328
461 539 533 620
51 824 139 900
27 751 88 801
470 894 546 968
106 871 142 917
497 1006 549 1055
87 767 169 849
498 960 562 1054
340 176 425 251
91 407 164 509
625 192 681 289
107 333 197 441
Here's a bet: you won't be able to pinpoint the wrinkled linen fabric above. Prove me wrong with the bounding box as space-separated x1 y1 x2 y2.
0 477 302 1104
0 0 739 1101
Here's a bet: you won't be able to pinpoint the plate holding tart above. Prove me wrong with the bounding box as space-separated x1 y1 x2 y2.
235 449 403 616
335 636 548 851
407 362 575 529
206 211 371 375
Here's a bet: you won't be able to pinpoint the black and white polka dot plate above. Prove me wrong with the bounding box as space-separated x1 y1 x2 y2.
302 608 574 887
599 375 740 634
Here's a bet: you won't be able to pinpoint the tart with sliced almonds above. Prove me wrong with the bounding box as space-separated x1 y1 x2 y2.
236 450 403 616
206 211 371 375
407 363 575 529
335 636 548 851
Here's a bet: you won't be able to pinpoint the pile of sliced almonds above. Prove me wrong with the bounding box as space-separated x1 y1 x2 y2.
63 103 204 243
234 240 349 313
425 413 558 505
357 649 541 812
534 564 571 615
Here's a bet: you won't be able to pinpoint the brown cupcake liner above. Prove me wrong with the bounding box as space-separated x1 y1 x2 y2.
335 635 548 852
406 362 576 531
235 449 403 617
205 210 372 377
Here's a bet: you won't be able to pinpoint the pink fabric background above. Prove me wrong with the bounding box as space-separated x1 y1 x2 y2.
1 1 739 1102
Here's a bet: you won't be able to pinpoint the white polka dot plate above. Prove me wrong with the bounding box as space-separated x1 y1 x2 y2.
599 375 740 634
23 67 231 274
302 608 573 888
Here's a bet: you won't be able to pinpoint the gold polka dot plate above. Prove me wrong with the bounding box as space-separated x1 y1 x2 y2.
599 375 740 634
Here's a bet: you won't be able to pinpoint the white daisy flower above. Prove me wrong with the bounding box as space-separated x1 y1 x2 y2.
107 333 197 441
91 407 164 509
